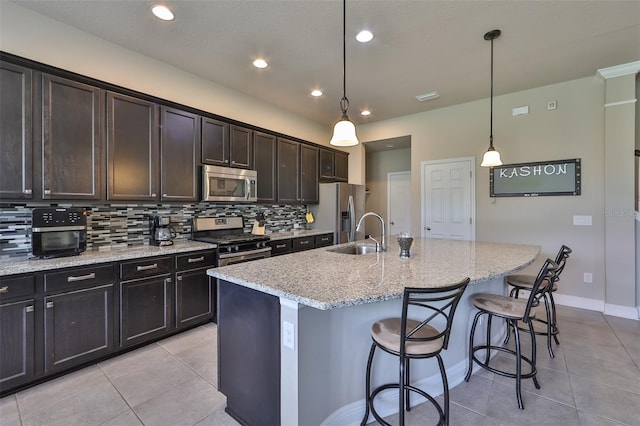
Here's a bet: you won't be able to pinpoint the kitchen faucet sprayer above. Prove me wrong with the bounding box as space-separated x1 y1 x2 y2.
355 212 386 252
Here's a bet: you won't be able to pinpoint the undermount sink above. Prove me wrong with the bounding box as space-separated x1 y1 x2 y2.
327 243 378 255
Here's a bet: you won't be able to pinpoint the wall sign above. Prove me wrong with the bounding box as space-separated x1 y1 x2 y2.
490 158 581 197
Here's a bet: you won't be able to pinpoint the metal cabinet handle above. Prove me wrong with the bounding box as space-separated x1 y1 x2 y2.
0 286 8 294
224 159 229 163
187 256 205 264
177 276 182 281
163 194 168 197
151 193 157 197
24 189 32 194
231 160 236 164
299 240 309 245
46 301 54 308
44 189 51 195
67 272 96 282
26 305 34 313
136 263 158 272
275 243 286 249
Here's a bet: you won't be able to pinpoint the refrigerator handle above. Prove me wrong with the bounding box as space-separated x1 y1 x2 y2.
348 195 356 242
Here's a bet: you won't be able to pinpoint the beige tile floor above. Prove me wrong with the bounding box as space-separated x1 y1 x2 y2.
1 306 638 426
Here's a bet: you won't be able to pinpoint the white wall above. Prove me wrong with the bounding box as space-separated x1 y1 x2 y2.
357 75 636 312
364 148 411 217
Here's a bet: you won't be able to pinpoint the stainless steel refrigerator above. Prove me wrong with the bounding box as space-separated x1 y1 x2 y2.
310 183 365 244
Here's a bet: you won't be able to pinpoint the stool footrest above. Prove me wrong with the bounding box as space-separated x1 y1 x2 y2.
470 345 537 380
367 383 445 426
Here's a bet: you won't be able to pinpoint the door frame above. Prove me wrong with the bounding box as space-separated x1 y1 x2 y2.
420 156 476 240
387 171 411 237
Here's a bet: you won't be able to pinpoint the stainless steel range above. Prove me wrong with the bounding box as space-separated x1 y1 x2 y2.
192 216 271 266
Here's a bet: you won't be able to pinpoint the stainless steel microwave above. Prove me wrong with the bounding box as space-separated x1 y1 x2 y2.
202 165 257 203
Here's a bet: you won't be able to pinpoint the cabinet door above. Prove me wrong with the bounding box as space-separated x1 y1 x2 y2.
44 284 113 373
0 62 33 199
120 276 171 347
300 144 319 204
229 125 253 169
277 138 300 204
254 131 277 203
201 117 229 166
334 151 348 182
41 74 102 200
107 92 159 201
160 107 199 202
319 149 335 182
0 300 35 389
175 269 213 329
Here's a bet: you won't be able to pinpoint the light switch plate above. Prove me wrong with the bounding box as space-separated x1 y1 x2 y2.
512 106 529 116
283 321 295 350
573 215 592 226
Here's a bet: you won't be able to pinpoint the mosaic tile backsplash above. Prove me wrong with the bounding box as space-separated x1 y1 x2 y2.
0 203 309 259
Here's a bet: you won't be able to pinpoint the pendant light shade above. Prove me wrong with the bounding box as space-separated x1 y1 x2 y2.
330 0 359 147
480 29 502 167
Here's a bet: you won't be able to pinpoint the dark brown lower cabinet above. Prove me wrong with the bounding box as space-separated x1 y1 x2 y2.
44 284 113 373
120 276 172 347
0 300 35 389
175 269 213 329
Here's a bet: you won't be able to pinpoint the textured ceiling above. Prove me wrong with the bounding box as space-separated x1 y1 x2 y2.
8 0 640 128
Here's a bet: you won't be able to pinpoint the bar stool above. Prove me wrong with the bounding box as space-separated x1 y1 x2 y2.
464 259 558 409
361 278 470 426
504 245 571 358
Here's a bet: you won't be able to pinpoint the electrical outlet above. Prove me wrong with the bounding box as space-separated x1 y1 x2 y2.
584 273 593 283
547 100 557 110
283 321 295 349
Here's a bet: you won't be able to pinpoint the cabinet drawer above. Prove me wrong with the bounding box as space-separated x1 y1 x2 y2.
292 236 314 252
44 265 115 294
176 251 216 271
314 233 334 248
269 239 292 256
120 256 172 281
0 275 35 303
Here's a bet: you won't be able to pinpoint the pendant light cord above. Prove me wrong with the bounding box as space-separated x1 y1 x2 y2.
489 35 494 148
340 0 349 116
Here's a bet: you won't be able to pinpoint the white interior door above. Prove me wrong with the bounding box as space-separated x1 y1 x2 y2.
387 171 411 236
421 157 475 240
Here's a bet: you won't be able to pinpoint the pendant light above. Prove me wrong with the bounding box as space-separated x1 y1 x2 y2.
480 29 503 167
329 0 359 147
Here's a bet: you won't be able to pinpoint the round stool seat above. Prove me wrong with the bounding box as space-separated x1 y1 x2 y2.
372 318 443 356
471 293 537 320
506 274 557 292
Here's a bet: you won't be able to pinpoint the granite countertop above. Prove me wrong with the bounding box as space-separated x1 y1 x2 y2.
267 229 333 241
208 238 540 310
0 240 216 276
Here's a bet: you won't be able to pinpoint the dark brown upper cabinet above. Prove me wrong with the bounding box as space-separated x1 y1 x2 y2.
41 74 102 200
299 144 319 204
277 138 319 204
319 148 349 183
229 125 253 169
201 120 253 170
160 106 200 202
254 131 277 204
334 151 348 182
201 117 229 166
107 92 159 201
0 62 32 200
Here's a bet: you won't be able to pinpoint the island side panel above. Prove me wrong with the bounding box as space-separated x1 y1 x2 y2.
217 280 281 425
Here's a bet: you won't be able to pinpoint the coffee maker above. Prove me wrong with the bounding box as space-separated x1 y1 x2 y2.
149 215 176 246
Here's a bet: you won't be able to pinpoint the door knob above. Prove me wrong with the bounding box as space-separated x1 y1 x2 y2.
426 227 431 231
390 221 395 225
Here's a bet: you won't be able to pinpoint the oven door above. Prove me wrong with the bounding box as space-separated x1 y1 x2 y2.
218 247 271 266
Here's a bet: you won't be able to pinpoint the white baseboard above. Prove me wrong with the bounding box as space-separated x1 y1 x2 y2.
553 293 640 320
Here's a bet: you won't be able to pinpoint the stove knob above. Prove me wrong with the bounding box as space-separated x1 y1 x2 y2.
226 246 233 253
233 245 239 252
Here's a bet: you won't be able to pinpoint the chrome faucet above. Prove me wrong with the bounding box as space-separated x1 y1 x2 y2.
355 212 386 252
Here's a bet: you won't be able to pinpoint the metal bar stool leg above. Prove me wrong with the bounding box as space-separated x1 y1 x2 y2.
465 311 482 382
437 354 450 426
542 294 554 358
513 320 524 410
361 343 376 426
549 291 560 345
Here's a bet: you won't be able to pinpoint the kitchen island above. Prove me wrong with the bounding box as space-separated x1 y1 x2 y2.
208 238 539 425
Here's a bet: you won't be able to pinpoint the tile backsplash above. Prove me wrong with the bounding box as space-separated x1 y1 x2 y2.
0 203 309 259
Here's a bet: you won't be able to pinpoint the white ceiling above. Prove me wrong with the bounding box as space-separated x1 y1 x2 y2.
9 0 640 129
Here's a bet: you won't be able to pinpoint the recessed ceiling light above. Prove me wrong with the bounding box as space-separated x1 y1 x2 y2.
311 89 323 97
252 59 268 69
360 110 371 116
356 30 374 43
386 144 394 148
416 91 440 102
151 5 174 21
